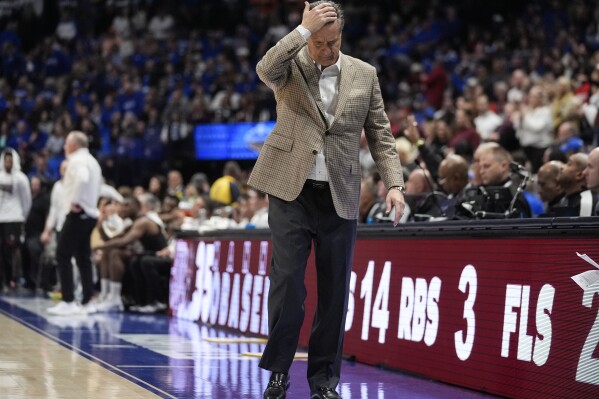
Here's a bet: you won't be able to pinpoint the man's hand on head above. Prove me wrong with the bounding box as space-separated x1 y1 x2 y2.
301 1 337 33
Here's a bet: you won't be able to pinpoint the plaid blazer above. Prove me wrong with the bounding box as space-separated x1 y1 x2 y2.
248 29 404 220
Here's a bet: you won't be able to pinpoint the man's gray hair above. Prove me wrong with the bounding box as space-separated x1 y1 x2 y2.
309 1 344 31
68 131 89 149
140 192 161 212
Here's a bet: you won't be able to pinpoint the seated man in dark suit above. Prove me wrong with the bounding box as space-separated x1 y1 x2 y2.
437 154 469 219
536 160 565 217
358 176 384 223
555 153 597 216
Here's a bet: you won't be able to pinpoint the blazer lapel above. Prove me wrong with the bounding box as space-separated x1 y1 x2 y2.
332 54 355 127
298 48 328 126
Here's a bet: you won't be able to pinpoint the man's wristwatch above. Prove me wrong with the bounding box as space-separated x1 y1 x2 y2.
388 186 406 194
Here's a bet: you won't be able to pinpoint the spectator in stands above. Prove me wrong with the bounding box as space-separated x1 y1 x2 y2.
0 148 32 291
230 193 253 228
581 67 599 144
513 85 554 173
182 183 199 203
492 102 520 153
147 174 166 202
246 188 269 228
555 153 596 216
166 169 184 199
359 176 384 224
423 57 448 110
450 108 480 162
543 121 584 163
551 76 579 130
583 147 599 215
44 124 66 160
403 115 446 182
161 110 192 166
474 94 503 142
188 194 213 225
210 161 241 206
189 172 211 195
55 9 77 46
507 69 529 103
159 194 184 237
148 7 174 41
403 167 445 221
536 161 565 217
27 151 57 183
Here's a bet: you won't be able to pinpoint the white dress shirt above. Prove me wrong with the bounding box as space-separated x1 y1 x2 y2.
297 25 341 182
62 148 102 219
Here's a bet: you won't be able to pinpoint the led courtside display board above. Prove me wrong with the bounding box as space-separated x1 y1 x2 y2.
170 220 599 399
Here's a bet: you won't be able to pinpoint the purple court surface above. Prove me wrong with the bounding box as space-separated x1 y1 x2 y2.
0 294 500 398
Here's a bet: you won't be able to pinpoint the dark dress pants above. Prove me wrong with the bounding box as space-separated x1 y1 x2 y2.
56 212 97 304
0 222 22 287
259 180 357 391
130 254 172 305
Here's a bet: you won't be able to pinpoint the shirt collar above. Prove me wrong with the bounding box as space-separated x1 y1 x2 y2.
317 53 342 75
67 147 90 159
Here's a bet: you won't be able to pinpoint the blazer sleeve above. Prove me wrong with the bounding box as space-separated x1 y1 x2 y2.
256 29 307 91
363 71 404 189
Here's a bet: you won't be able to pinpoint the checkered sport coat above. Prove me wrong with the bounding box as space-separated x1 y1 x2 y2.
248 29 404 220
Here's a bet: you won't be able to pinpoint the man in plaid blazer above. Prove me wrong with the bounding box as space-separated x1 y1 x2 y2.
249 2 406 398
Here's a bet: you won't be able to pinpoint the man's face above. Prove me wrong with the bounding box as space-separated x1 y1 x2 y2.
438 163 459 195
120 199 137 218
557 123 572 142
307 21 341 68
583 151 599 192
475 97 488 114
3 154 12 173
63 137 76 156
162 197 177 212
30 177 41 195
238 198 252 219
558 157 581 187
168 172 181 188
248 190 262 212
536 167 562 202
479 152 507 186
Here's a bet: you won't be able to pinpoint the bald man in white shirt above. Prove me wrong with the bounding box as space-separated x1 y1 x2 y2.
48 131 102 316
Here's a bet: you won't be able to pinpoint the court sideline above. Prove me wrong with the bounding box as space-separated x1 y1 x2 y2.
0 295 498 398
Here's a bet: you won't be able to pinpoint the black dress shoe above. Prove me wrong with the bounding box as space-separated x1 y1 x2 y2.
263 372 290 399
310 387 341 399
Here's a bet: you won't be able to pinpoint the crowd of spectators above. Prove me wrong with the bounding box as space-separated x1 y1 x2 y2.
0 0 597 186
3 0 599 294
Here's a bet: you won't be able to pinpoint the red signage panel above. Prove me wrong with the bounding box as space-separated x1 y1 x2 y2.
170 236 599 399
